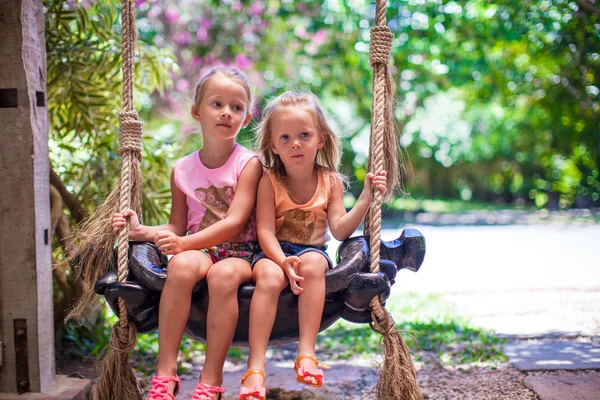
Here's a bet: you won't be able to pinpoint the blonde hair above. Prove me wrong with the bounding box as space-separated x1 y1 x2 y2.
255 91 343 185
192 66 252 113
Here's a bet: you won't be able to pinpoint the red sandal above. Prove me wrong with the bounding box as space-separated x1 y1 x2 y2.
238 369 266 400
294 355 330 388
147 375 181 400
192 381 226 400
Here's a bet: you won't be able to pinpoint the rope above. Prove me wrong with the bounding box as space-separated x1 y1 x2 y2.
93 0 143 398
367 1 422 399
116 0 142 328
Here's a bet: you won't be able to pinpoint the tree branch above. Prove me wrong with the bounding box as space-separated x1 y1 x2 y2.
50 184 63 237
52 199 80 325
576 0 600 15
50 166 87 223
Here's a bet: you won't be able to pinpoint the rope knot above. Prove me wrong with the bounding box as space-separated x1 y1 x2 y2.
110 322 138 354
118 110 143 158
370 317 397 337
369 296 398 337
369 26 394 66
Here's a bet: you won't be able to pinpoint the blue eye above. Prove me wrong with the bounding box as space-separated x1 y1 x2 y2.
281 134 289 141
301 132 309 138
213 101 222 107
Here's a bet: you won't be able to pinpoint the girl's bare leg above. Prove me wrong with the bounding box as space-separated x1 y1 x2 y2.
296 251 328 385
200 258 253 391
242 259 288 397
156 251 213 392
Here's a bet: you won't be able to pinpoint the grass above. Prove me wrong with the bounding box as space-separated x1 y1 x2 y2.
317 293 507 365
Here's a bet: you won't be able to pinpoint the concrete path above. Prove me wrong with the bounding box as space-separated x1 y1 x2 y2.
524 373 600 400
504 340 600 371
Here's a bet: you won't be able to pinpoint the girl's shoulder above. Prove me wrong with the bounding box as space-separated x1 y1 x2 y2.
317 167 343 189
262 168 284 193
233 144 261 176
173 150 199 170
263 168 278 184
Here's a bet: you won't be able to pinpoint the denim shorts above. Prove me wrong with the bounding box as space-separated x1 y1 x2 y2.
200 242 257 264
251 241 333 269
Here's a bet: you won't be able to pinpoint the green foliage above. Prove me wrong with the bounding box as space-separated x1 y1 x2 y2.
133 0 598 207
62 304 118 357
46 0 179 224
48 0 598 219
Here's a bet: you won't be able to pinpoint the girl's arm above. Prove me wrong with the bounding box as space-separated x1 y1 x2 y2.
176 157 264 252
256 175 304 294
256 175 287 265
112 170 188 241
327 171 387 241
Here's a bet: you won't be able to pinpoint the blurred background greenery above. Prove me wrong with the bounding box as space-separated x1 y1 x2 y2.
46 0 598 358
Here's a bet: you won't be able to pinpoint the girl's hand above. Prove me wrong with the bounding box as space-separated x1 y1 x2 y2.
111 208 140 236
363 170 388 198
281 256 304 295
155 230 185 255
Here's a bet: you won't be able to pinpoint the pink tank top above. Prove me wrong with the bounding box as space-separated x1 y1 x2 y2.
173 143 258 243
268 170 335 247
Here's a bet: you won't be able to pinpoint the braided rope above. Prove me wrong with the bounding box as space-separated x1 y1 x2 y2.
116 0 143 328
369 27 394 66
367 1 421 399
367 4 391 283
92 1 144 399
93 3 143 398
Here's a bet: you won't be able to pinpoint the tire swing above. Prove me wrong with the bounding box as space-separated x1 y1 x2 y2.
67 0 424 399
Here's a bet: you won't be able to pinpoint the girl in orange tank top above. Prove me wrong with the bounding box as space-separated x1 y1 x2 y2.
237 91 387 399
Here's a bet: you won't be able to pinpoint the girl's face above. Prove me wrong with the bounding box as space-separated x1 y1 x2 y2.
191 77 251 141
271 107 325 171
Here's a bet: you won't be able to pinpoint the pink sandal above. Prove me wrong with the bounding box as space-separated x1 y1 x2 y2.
192 381 226 400
147 375 181 400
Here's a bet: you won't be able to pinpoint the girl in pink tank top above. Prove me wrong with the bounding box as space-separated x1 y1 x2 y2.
238 91 387 398
111 66 262 400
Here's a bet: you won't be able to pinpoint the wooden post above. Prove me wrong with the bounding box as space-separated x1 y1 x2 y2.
0 0 55 393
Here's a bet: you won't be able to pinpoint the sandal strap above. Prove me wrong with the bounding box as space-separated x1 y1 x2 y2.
149 375 181 399
240 369 266 384
193 381 226 399
239 386 266 400
297 366 324 380
294 355 331 370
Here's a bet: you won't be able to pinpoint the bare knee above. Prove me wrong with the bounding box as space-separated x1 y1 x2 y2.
297 252 328 281
254 262 287 293
207 261 248 293
166 251 207 286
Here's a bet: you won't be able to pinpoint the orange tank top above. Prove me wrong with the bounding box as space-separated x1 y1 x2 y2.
267 170 333 247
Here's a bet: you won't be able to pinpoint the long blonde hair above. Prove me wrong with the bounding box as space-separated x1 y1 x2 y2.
192 66 252 113
255 91 343 184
